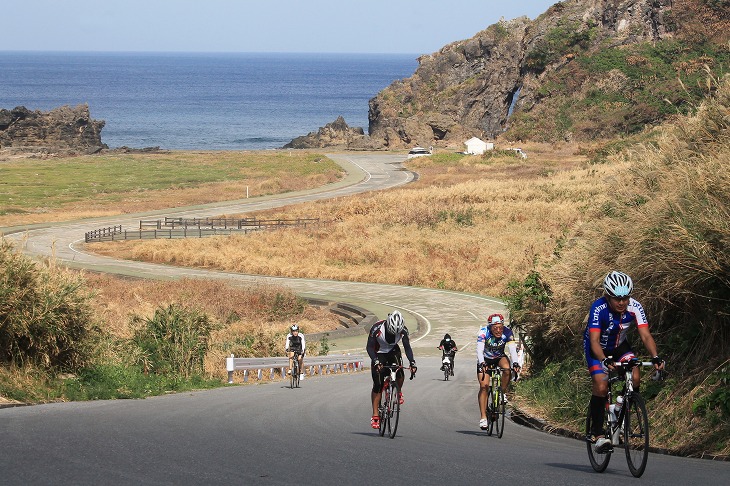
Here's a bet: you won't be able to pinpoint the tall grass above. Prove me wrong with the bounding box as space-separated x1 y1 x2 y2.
92 149 605 298
509 74 730 456
0 239 97 371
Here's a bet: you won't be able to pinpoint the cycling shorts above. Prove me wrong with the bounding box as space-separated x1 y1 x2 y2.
585 340 635 376
371 346 403 393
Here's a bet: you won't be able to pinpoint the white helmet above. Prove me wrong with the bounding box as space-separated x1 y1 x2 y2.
386 311 405 335
603 271 633 298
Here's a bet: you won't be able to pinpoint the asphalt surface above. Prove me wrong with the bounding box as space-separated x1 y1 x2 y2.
1 152 727 484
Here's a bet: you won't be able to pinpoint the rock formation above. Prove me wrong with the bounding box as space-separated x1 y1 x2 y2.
282 116 376 149
0 104 106 153
289 0 728 149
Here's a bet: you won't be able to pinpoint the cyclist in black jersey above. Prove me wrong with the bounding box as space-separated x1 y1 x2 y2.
366 311 416 429
285 324 306 380
438 333 458 374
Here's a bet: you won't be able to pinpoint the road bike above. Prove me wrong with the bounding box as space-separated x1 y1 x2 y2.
289 351 302 389
586 358 654 477
441 354 453 381
481 365 510 438
378 364 415 438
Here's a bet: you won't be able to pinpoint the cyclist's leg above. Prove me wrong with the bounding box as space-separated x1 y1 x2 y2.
499 356 511 395
587 347 609 438
371 361 384 417
287 351 294 374
477 361 491 420
298 350 305 377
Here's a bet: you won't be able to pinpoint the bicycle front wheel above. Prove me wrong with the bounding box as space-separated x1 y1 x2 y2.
586 406 611 472
388 384 401 438
496 388 506 439
624 394 649 477
444 364 450 381
290 364 296 389
378 386 388 437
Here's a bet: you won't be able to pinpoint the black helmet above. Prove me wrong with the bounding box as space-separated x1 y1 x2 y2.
291 324 299 332
444 333 451 341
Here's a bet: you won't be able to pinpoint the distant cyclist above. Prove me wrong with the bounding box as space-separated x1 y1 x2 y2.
285 324 306 380
476 313 520 430
366 311 417 429
584 271 665 451
438 333 458 375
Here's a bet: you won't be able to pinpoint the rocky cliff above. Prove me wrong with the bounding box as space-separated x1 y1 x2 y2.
290 0 728 149
0 104 106 153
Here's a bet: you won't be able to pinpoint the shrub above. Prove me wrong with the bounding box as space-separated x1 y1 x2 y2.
0 239 96 371
129 304 218 377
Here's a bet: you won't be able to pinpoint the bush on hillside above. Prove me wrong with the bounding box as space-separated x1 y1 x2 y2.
518 74 730 371
129 303 219 377
0 239 97 371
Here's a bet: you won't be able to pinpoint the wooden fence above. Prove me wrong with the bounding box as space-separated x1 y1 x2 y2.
85 217 319 243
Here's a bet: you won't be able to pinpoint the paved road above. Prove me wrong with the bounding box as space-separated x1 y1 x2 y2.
2 153 727 484
1 356 726 485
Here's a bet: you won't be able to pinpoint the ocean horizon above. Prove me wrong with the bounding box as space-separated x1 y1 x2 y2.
0 51 418 150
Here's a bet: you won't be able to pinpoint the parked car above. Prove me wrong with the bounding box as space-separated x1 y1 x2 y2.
407 146 432 158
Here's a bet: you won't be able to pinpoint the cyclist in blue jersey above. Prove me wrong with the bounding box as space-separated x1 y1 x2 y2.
584 271 665 451
366 311 417 429
476 313 520 430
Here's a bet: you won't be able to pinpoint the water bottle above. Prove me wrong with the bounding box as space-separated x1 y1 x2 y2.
608 403 617 424
615 395 624 413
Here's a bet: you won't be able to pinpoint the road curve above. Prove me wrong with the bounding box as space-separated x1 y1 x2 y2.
2 153 727 484
2 152 505 352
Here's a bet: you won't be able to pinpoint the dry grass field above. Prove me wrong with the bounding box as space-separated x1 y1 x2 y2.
88 142 605 299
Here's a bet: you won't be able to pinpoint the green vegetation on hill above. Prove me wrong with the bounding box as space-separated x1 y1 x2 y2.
510 39 730 142
507 74 730 456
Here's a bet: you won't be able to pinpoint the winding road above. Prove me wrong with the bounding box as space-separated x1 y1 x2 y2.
1 153 727 484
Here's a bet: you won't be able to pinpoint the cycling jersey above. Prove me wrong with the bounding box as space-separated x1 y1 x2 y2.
285 333 306 354
476 325 517 364
439 338 457 355
583 296 648 352
366 320 415 363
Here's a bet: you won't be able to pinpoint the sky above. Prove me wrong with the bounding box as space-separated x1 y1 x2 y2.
5 1 559 55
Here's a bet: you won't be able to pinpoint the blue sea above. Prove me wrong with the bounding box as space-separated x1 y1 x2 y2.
0 52 417 150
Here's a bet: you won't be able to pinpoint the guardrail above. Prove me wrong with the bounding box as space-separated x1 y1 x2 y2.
225 354 366 383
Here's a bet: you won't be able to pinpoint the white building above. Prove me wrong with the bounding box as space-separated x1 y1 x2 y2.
464 137 493 155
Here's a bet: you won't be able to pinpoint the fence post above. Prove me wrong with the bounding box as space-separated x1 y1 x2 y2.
227 354 235 383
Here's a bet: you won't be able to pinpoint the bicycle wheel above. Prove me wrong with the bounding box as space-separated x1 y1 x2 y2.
294 365 300 388
586 406 611 472
496 388 506 439
624 394 649 477
485 386 495 436
290 363 296 389
388 384 400 439
444 363 450 381
378 385 388 437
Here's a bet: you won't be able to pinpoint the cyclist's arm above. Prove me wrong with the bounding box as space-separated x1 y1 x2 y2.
636 325 663 368
506 341 519 366
476 339 485 365
300 334 306 356
589 330 606 361
401 333 415 364
285 335 291 352
366 334 378 362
